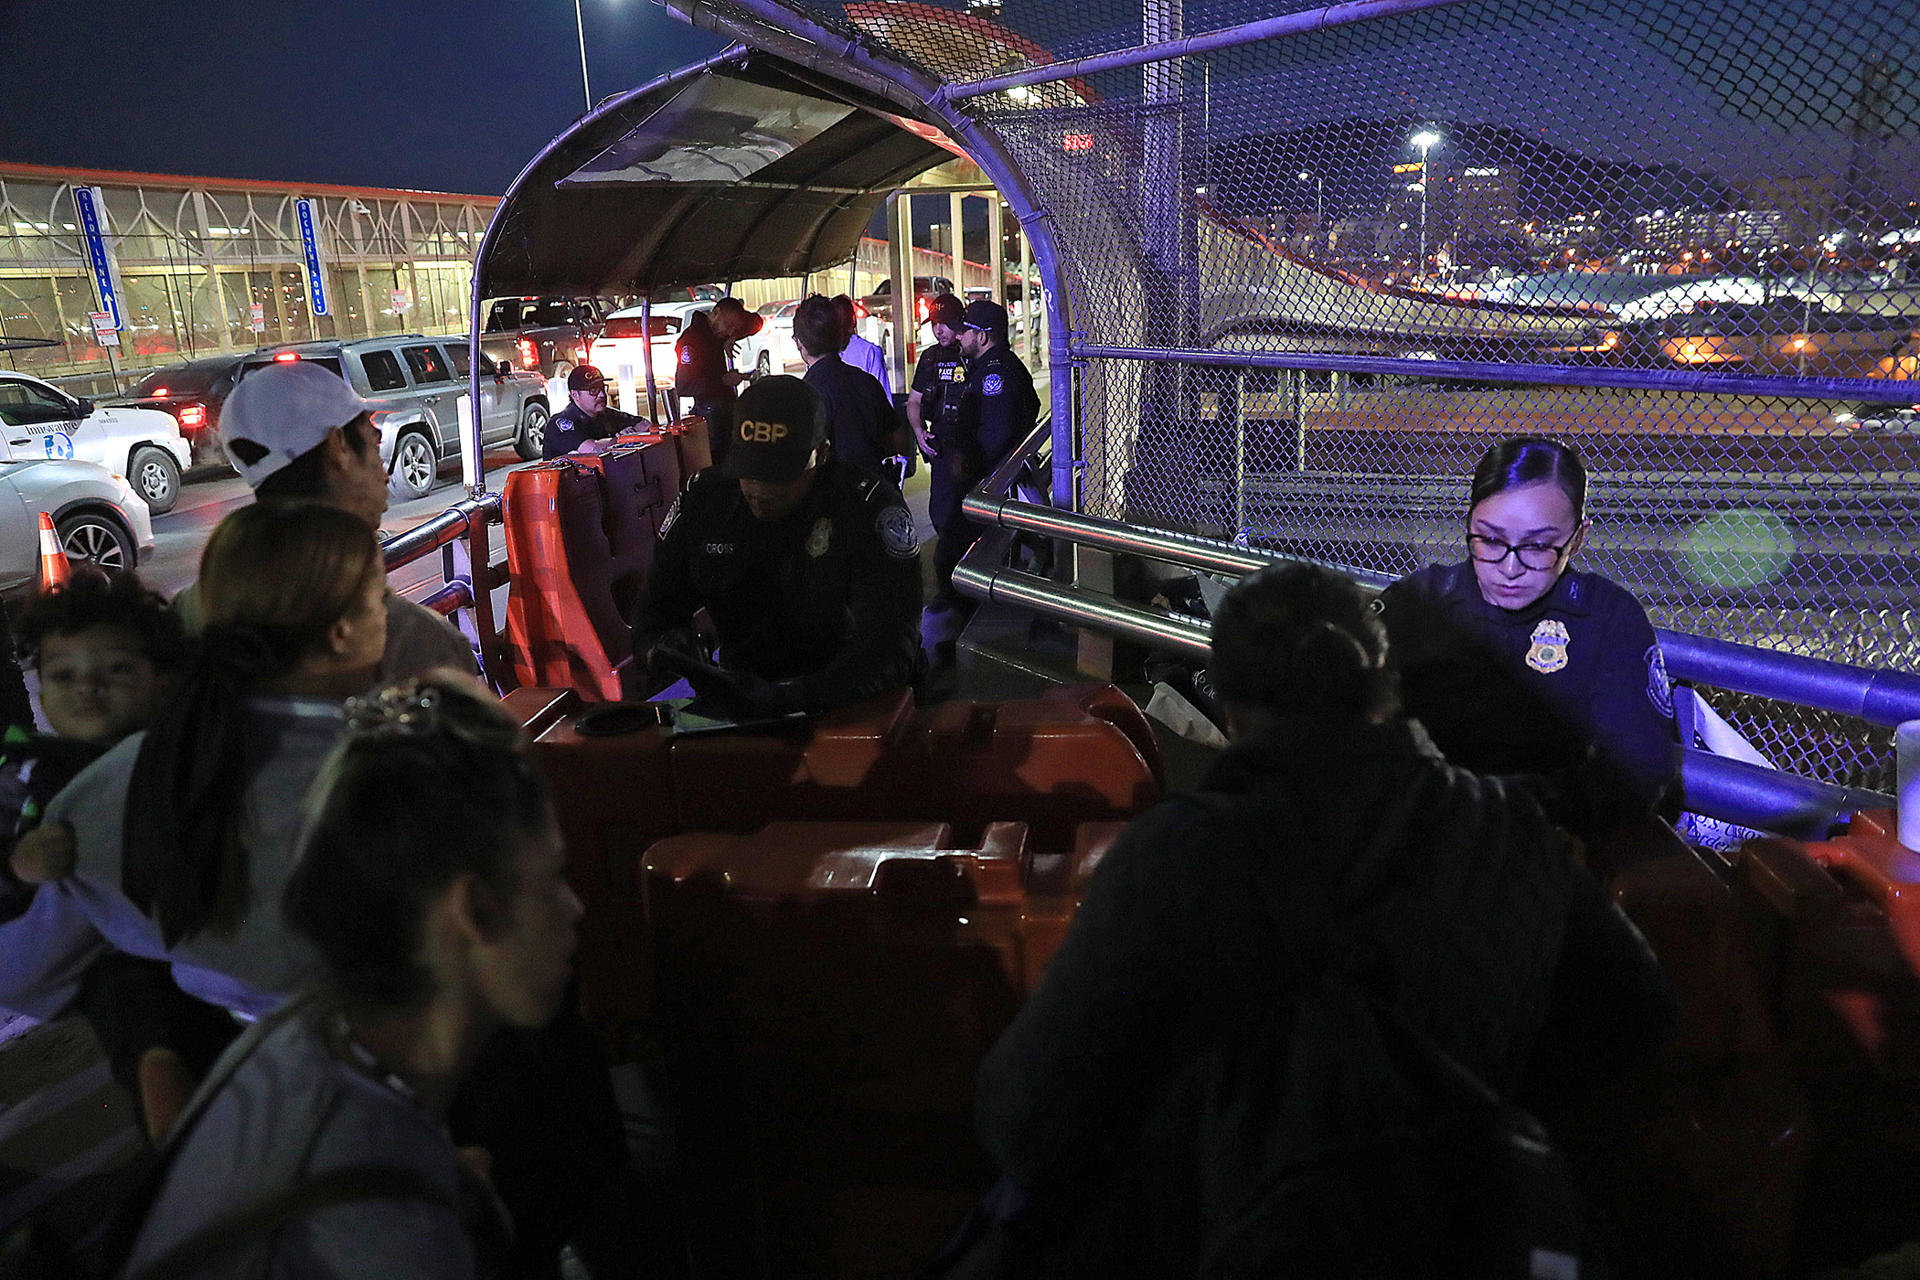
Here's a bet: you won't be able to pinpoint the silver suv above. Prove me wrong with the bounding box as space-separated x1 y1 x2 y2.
236 335 552 500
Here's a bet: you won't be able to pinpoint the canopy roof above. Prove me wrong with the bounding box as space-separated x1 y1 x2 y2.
477 48 957 298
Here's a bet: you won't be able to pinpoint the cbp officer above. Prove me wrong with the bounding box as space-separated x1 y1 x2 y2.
674 297 763 465
631 375 922 717
908 292 970 542
1374 436 1679 833
541 364 643 460
928 299 1041 619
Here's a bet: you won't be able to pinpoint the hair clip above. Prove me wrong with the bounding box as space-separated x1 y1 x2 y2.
344 683 441 739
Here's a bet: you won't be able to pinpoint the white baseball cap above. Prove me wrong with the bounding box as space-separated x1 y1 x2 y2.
220 360 370 488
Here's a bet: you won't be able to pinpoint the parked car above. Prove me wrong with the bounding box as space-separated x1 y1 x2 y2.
114 355 246 468
1832 401 1920 432
0 370 193 514
860 275 955 328
235 335 552 499
0 456 155 598
740 299 802 377
586 301 729 409
480 296 613 380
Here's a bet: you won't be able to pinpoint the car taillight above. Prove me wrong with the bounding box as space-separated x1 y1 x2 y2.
150 386 170 396
518 338 538 369
273 351 300 363
177 403 207 430
854 301 869 319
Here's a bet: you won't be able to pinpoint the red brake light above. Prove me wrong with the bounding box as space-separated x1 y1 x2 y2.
150 386 170 396
177 404 207 429
518 338 538 369
854 301 869 319
273 351 300 363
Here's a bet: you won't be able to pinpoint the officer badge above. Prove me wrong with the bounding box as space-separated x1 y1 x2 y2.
806 517 833 558
982 373 1004 397
876 505 919 560
1525 619 1571 674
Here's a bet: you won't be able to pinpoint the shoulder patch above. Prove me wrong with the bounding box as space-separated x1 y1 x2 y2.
1645 644 1674 718
658 494 682 540
678 345 692 364
982 372 1004 397
875 504 919 560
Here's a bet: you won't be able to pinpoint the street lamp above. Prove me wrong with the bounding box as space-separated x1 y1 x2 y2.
1297 170 1324 243
573 0 593 113
1410 128 1442 273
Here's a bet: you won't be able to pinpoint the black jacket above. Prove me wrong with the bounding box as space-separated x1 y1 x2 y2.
1376 563 1680 820
959 343 1039 473
630 457 922 714
541 402 643 460
674 311 731 407
803 354 900 473
976 716 1673 1273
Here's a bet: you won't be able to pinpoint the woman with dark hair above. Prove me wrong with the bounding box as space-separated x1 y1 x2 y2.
1375 436 1679 825
0 500 388 1020
972 563 1672 1276
122 679 581 1279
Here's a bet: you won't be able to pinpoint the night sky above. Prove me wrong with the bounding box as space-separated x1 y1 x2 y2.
0 0 728 195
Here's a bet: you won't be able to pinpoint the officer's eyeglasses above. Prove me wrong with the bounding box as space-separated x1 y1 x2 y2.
1466 532 1574 571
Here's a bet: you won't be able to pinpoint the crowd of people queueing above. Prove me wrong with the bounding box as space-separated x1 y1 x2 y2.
0 346 1688 1278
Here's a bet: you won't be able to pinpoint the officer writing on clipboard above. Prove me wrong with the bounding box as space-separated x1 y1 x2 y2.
630 376 922 719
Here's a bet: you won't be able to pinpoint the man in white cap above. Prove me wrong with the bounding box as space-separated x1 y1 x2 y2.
180 360 473 682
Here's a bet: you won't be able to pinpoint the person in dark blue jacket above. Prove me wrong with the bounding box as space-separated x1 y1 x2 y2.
1374 436 1680 829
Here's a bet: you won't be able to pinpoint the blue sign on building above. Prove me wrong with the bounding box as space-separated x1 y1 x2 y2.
71 187 121 331
296 198 329 317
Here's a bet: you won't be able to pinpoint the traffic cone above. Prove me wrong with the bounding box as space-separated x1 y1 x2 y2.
36 513 71 594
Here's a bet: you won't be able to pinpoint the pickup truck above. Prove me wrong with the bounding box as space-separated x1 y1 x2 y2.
480 296 615 380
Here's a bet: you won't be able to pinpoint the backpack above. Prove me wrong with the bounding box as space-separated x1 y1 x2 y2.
0 993 455 1280
1192 788 1603 1280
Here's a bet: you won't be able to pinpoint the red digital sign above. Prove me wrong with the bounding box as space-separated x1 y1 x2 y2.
1063 132 1095 152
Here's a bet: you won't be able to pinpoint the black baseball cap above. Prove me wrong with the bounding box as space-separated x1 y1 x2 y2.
963 299 1009 335
568 364 607 391
722 376 826 482
927 293 965 328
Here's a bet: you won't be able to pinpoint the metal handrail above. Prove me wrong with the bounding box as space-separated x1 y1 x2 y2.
381 492 501 572
959 426 1920 728
951 426 1903 836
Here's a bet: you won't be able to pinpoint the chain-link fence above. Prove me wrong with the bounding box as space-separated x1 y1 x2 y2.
723 0 1919 787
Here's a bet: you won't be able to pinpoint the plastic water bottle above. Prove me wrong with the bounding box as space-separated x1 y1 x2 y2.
1898 720 1920 853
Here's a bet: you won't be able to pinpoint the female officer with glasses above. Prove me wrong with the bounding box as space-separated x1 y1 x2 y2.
1374 436 1679 829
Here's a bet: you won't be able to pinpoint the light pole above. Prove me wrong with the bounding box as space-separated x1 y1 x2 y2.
573 0 593 112
1297 170 1323 244
1410 129 1442 273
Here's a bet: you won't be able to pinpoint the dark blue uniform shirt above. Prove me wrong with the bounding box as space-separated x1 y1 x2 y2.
631 457 922 714
1375 562 1679 817
541 402 643 460
959 343 1040 475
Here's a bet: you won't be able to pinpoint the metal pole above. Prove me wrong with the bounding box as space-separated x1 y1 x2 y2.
574 0 593 112
946 0 1475 98
889 192 914 393
641 295 661 421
